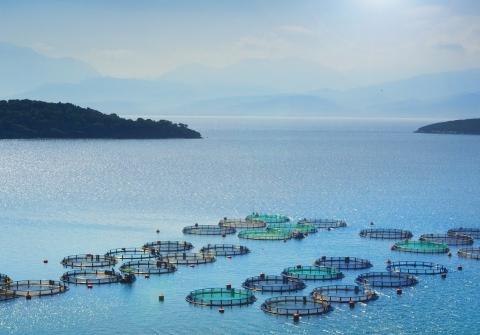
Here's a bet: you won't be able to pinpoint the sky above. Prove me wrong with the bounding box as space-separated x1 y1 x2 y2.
1 0 479 84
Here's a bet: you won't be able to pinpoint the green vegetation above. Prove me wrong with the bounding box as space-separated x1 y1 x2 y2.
0 99 201 139
415 118 480 135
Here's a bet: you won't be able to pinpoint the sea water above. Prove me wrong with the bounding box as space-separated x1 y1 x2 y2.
0 118 479 334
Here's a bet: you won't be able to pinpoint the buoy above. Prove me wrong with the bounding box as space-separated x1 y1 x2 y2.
226 255 232 259
283 239 287 243
26 294 32 300
386 259 392 265
441 272 447 279
259 272 266 280
448 252 452 257
370 221 374 226
293 313 300 322
159 294 165 301
327 227 331 231
156 229 160 234
43 259 48 264
218 307 225 314
349 300 355 308
457 265 463 271
222 234 226 238
296 265 302 269
396 288 402 295
226 283 232 290
87 283 93 289
145 274 150 279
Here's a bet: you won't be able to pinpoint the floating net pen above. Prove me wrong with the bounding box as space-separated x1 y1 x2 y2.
119 260 177 275
61 254 117 268
282 265 344 281
218 218 266 229
182 225 236 236
355 272 417 288
447 228 480 239
186 287 256 307
359 228 413 240
245 213 290 224
61 269 122 285
105 247 158 261
157 252 216 265
261 296 331 316
386 261 447 275
238 229 292 241
419 233 473 246
242 274 306 293
458 247 480 260
4 280 68 298
267 223 317 234
311 285 378 303
298 219 347 229
143 241 194 253
199 244 250 257
314 256 372 270
391 240 449 254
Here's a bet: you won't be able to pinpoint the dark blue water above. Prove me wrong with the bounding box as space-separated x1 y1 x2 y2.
1 118 479 334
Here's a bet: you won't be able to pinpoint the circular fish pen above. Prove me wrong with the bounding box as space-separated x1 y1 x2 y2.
61 269 122 285
61 254 117 268
158 252 216 265
386 261 447 275
261 296 331 316
186 288 256 307
105 247 158 261
242 275 306 293
143 240 194 253
119 260 176 275
298 218 347 229
359 228 413 240
4 280 68 298
282 266 344 281
199 244 250 257
246 213 290 224
182 225 236 236
218 218 266 229
238 229 292 241
458 247 480 260
311 285 378 303
392 240 449 254
355 272 417 288
420 233 474 246
448 227 480 239
314 256 372 270
268 223 317 234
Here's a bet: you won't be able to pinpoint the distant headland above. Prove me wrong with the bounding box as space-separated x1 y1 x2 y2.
0 99 201 139
415 118 480 135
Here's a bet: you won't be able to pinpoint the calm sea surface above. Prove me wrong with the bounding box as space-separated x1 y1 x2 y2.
0 117 479 334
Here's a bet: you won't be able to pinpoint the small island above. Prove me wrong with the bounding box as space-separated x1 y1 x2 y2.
0 99 201 139
415 118 480 135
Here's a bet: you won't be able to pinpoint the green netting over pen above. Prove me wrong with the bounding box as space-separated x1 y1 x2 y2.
355 272 417 288
242 274 306 293
448 227 480 239
4 280 68 298
267 223 317 234
458 247 480 260
143 240 194 253
119 260 177 275
261 296 331 316
392 240 449 254
359 228 413 240
182 225 236 236
199 244 250 257
311 285 378 303
61 254 117 268
61 269 122 285
186 287 256 307
298 218 347 229
218 218 266 229
245 213 290 224
282 265 344 281
157 252 216 265
105 247 158 261
420 233 473 246
314 256 372 270
238 228 292 241
386 261 447 275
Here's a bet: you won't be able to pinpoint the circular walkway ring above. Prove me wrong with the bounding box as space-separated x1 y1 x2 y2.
386 261 447 275
314 256 372 270
119 260 177 275
360 228 413 240
186 287 256 307
242 275 306 293
355 271 417 288
282 265 344 281
4 280 68 298
61 254 117 268
199 244 250 257
261 296 331 316
311 285 378 303
143 241 194 253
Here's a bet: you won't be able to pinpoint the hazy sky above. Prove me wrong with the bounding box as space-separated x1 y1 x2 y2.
1 0 479 82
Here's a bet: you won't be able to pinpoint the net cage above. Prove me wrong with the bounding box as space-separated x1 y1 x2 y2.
61 254 117 268
386 261 447 275
298 218 347 229
261 296 331 316
119 260 177 275
143 240 194 253
186 287 256 307
311 285 378 303
105 247 158 261
392 240 450 254
157 252 216 265
448 228 480 239
218 218 266 229
0 273 11 285
242 274 306 293
355 272 418 288
3 280 68 298
0 274 15 301
419 233 474 246
359 228 413 240
61 269 122 285
458 247 480 260
314 256 373 270
282 265 344 281
245 213 290 224
182 224 236 236
199 244 250 257
238 228 292 241
267 223 317 234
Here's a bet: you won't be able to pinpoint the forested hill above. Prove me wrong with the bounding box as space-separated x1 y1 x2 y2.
415 118 480 135
0 100 201 139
